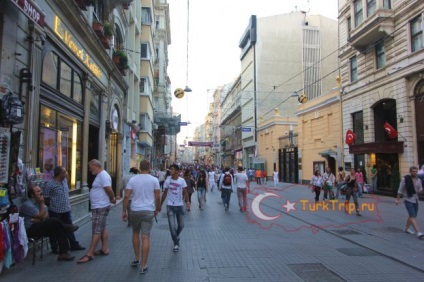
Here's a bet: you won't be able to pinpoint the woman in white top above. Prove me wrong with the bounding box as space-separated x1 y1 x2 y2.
273 170 279 188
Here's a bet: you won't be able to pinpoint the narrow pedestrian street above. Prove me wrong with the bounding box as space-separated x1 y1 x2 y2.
2 182 424 281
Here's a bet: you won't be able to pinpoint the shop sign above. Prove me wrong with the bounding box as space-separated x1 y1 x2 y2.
10 0 45 29
53 16 103 79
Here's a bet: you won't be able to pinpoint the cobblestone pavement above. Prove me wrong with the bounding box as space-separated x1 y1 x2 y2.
1 181 424 281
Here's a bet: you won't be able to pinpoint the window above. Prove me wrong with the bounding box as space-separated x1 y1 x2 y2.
376 40 385 69
350 56 358 81
140 77 151 94
39 105 82 190
383 0 391 9
367 0 376 17
411 15 423 52
352 111 364 144
42 51 83 104
141 7 152 24
140 43 150 59
354 0 363 27
347 16 352 32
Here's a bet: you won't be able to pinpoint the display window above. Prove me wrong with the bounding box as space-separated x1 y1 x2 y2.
39 105 82 190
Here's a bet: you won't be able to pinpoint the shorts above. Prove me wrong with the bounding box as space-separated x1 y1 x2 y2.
130 210 154 235
404 200 418 218
91 206 110 234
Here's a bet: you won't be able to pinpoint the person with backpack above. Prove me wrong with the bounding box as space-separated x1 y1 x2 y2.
195 169 208 210
219 167 234 211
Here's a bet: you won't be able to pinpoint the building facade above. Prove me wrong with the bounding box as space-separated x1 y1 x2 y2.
338 0 424 195
238 12 338 180
0 0 131 220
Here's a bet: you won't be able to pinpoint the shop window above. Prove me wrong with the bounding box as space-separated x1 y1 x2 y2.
39 105 82 190
411 15 423 52
90 90 100 118
352 111 364 144
42 51 83 104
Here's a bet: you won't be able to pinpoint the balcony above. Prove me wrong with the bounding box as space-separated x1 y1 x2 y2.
348 9 394 50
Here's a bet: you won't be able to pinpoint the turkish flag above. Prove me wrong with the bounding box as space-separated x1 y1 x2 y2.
345 129 356 145
384 122 398 139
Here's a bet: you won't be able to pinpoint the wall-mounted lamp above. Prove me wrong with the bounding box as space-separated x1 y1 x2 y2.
0 91 25 124
398 114 404 123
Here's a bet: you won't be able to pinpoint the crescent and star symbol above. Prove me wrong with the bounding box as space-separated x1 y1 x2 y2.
251 193 297 221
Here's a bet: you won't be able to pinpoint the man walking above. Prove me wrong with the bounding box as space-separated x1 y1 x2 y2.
44 166 85 254
159 164 190 252
396 166 424 239
122 160 160 274
322 167 336 201
234 166 250 212
219 167 234 211
77 159 116 264
122 167 140 227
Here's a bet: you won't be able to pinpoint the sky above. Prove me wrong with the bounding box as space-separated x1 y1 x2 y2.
167 0 339 143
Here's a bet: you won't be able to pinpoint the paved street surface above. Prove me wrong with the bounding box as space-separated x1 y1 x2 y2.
2 181 424 281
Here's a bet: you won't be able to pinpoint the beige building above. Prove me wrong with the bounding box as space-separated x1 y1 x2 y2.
238 12 338 181
296 87 343 183
338 0 424 195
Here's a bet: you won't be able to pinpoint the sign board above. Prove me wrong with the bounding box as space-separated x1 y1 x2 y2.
242 127 252 132
178 122 188 126
10 0 45 29
188 141 213 147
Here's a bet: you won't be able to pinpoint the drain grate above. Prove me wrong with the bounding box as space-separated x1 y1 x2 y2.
337 248 380 256
288 263 345 281
331 229 361 235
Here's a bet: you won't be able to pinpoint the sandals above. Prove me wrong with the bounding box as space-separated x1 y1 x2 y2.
77 255 94 264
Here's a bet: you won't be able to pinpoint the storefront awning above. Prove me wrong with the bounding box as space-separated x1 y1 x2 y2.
319 148 337 158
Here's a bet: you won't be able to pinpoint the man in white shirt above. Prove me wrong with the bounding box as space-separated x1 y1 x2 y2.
77 159 116 264
122 167 140 227
122 160 160 274
234 166 250 212
159 164 190 252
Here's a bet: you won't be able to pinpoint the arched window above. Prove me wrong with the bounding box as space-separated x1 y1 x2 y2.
414 79 424 165
373 98 397 142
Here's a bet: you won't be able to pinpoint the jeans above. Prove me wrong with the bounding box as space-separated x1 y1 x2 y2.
48 210 80 250
345 188 359 212
357 182 363 197
237 188 247 209
274 179 278 188
221 188 232 208
166 205 184 246
197 188 206 207
372 176 378 192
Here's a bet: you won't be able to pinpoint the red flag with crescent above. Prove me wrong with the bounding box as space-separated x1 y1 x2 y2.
345 129 356 145
384 122 398 139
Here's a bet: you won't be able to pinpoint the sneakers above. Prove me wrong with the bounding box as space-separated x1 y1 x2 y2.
173 245 179 252
139 266 149 274
405 228 415 235
131 260 140 267
416 232 424 238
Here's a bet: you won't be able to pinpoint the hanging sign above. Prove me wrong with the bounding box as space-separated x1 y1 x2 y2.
10 0 45 29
